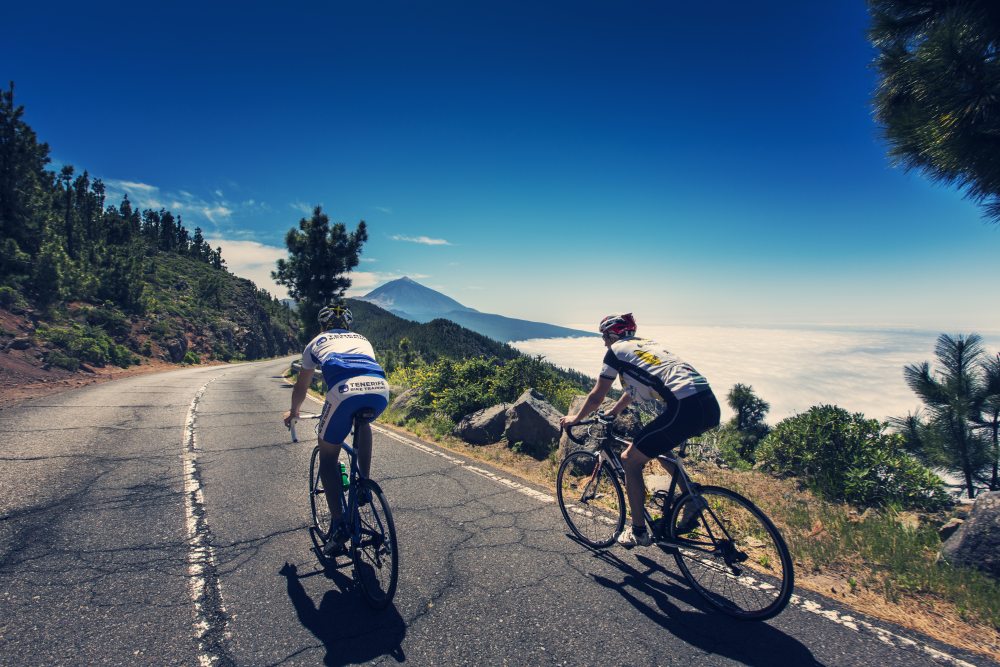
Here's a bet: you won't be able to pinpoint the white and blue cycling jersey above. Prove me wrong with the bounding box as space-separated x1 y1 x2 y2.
301 329 385 388
301 329 388 444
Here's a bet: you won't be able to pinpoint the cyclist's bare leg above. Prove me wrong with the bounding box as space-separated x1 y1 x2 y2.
656 457 691 495
621 444 651 530
318 437 344 526
354 419 373 479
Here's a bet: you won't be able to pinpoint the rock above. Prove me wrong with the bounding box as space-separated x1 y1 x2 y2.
7 336 32 350
940 491 1000 578
504 389 563 459
388 388 430 421
166 337 188 363
938 518 964 542
453 403 509 445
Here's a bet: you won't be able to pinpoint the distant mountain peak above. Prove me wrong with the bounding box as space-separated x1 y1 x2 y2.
359 276 596 343
361 277 474 316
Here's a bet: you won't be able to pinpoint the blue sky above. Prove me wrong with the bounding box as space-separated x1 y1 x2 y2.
5 1 997 331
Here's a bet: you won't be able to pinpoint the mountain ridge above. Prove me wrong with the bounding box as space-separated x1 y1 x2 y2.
359 278 596 343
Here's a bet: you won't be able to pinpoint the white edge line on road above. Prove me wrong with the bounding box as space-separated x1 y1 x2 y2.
300 391 977 667
183 378 230 667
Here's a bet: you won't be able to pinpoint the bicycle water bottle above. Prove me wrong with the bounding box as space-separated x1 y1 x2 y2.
340 462 349 488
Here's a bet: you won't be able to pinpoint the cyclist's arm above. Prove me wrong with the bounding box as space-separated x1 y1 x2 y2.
605 391 632 418
560 375 614 427
284 367 315 426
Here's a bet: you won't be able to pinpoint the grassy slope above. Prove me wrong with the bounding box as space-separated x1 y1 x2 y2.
3 251 299 374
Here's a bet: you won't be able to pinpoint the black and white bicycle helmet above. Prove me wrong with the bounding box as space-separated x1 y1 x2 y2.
318 303 353 330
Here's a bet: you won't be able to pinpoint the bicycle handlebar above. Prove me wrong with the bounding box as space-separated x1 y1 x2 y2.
563 412 616 446
288 414 320 443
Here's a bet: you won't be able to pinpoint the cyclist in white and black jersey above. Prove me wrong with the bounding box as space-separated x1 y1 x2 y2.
284 302 390 554
560 313 720 547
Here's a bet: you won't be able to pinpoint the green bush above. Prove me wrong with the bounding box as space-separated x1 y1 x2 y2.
390 355 583 421
0 285 29 312
84 305 131 340
182 350 201 365
45 350 80 371
36 323 137 368
757 405 951 511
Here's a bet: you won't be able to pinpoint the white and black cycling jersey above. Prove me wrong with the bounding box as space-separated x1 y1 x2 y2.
599 336 710 406
301 329 384 389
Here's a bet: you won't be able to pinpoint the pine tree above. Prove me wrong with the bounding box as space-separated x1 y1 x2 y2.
273 206 368 340
868 0 1000 222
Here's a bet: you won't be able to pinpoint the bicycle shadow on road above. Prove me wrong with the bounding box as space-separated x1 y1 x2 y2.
279 561 406 666
585 546 824 667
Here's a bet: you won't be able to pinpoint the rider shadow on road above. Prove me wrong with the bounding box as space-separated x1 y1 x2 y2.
583 544 824 667
279 561 406 666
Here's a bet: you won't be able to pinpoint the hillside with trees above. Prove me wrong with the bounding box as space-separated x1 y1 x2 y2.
0 82 298 381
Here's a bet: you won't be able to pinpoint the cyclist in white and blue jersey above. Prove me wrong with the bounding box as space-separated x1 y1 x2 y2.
284 302 389 553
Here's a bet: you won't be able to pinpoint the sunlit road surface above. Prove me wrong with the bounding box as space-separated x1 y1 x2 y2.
0 358 992 666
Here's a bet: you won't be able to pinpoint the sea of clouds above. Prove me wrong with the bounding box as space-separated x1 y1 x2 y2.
512 324 999 424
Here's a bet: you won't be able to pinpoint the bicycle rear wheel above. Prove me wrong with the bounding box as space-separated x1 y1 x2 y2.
557 450 626 548
351 479 399 609
309 446 333 538
670 486 793 621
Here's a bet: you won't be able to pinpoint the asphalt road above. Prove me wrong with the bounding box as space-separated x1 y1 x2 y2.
0 357 993 666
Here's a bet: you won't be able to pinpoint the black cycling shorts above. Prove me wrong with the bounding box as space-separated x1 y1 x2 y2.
632 390 721 458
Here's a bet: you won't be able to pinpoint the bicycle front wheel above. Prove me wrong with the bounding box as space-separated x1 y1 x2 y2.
670 486 793 621
351 479 399 609
557 450 626 548
309 446 332 538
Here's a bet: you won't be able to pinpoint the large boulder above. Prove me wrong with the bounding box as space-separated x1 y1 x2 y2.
940 491 1000 578
505 389 563 459
388 388 430 421
453 403 510 445
166 337 188 363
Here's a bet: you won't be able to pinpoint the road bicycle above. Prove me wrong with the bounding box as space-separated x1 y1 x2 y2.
290 411 399 609
559 413 793 621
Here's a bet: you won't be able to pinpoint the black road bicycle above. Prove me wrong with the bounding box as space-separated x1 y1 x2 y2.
290 412 399 609
559 414 793 621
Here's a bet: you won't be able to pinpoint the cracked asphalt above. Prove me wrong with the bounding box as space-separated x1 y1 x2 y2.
0 357 994 666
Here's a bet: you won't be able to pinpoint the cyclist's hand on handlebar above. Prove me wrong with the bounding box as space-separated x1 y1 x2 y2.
283 410 297 428
559 413 580 429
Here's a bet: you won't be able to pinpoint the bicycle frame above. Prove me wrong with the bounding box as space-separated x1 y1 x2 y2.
291 414 366 544
570 419 731 550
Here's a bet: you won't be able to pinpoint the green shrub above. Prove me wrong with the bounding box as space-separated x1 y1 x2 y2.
757 405 951 511
84 305 131 340
36 323 137 369
182 350 201 365
45 350 80 371
390 355 583 421
0 285 29 312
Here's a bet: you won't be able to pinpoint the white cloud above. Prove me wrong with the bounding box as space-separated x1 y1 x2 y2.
103 178 242 227
215 189 224 198
361 257 378 263
106 179 159 194
374 206 393 214
206 237 288 299
290 201 314 215
390 234 453 246
512 325 1000 423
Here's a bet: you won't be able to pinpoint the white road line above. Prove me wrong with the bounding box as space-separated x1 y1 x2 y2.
302 391 977 666
182 378 231 667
